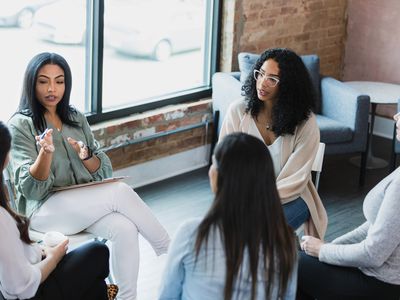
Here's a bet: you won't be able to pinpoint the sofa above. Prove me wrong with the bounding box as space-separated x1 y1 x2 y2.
211 52 371 186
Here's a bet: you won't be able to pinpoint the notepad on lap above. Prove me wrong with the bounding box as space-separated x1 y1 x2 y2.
51 176 129 192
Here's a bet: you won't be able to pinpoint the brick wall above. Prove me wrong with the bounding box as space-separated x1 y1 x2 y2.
220 0 347 79
92 99 213 170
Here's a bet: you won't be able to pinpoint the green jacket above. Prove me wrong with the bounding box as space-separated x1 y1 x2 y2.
8 110 113 217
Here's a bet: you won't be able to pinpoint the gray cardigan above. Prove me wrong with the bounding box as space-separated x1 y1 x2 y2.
319 167 400 285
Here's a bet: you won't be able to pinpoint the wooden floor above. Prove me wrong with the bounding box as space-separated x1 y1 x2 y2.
132 135 396 300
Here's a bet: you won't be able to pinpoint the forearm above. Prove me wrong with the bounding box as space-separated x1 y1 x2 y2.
331 222 369 244
36 256 58 283
82 155 101 173
29 149 53 181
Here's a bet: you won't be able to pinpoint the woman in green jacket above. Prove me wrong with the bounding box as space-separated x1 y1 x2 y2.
8 52 170 300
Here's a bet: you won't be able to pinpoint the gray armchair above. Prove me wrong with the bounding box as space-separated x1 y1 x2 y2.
211 53 371 186
390 99 400 171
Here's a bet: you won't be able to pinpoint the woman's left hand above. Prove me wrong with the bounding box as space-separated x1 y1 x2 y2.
67 137 90 160
300 235 324 257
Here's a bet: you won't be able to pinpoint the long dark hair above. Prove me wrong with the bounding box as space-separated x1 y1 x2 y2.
243 48 315 136
0 121 32 244
195 133 296 300
17 52 77 133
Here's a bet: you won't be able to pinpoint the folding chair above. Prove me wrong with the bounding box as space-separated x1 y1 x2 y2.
312 142 326 191
2 168 114 284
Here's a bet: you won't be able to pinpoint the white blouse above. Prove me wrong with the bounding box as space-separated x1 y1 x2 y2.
0 207 42 299
267 136 283 177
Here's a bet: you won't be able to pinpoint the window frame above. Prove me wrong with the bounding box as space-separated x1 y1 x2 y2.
86 0 221 125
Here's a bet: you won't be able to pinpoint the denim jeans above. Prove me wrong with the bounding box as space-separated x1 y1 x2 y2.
282 197 310 230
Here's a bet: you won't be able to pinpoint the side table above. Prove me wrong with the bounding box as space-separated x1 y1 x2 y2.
344 81 400 169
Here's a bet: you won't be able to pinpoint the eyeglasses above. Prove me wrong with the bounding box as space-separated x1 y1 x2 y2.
253 70 280 87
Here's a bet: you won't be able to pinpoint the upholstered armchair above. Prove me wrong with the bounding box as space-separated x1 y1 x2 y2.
211 53 371 186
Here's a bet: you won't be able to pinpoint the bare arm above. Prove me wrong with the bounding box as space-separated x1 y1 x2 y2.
35 239 68 283
29 129 54 181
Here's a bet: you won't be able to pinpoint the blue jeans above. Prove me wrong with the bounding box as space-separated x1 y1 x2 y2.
282 197 310 230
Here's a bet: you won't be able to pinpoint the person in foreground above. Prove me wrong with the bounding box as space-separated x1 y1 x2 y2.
158 132 298 300
219 48 327 238
297 113 400 299
8 52 170 300
0 121 113 300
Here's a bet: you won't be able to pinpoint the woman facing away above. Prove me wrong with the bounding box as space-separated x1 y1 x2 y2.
8 52 170 300
0 121 113 300
219 48 327 238
297 112 400 299
158 132 298 300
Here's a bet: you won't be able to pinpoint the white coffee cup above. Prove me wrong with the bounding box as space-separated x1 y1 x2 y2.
43 231 67 247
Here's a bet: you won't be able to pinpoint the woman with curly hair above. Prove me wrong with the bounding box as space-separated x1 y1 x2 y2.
219 48 327 239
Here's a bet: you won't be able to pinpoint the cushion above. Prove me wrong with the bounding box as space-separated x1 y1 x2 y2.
238 52 261 83
316 115 353 144
238 52 321 103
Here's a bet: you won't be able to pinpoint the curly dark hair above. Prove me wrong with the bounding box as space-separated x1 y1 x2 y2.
17 52 77 133
242 48 316 136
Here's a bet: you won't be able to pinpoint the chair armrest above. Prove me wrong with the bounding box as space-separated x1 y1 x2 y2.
321 77 370 130
395 99 400 153
212 72 242 132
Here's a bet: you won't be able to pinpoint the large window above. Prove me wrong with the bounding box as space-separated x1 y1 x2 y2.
0 0 219 123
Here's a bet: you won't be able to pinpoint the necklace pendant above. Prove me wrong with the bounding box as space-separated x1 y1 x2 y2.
266 124 271 130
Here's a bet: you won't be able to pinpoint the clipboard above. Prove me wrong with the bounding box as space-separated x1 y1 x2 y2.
51 176 129 192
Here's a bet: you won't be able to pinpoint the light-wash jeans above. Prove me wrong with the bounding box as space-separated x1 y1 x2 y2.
31 181 170 300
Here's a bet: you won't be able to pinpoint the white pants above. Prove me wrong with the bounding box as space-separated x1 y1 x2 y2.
31 181 170 300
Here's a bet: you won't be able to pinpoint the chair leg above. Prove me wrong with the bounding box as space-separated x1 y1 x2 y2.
209 110 220 166
390 123 397 172
314 172 321 191
359 150 367 187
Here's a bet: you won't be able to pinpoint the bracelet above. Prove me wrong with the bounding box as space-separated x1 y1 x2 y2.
82 146 93 161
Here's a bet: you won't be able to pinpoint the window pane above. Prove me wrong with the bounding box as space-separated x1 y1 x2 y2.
103 0 211 111
0 0 88 122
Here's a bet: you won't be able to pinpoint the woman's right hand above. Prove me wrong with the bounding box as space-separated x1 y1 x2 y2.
43 238 69 264
35 128 55 153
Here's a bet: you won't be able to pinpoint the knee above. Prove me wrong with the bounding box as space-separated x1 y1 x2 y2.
78 241 110 276
111 182 143 205
113 181 134 195
108 214 138 241
84 241 110 264
91 241 110 259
